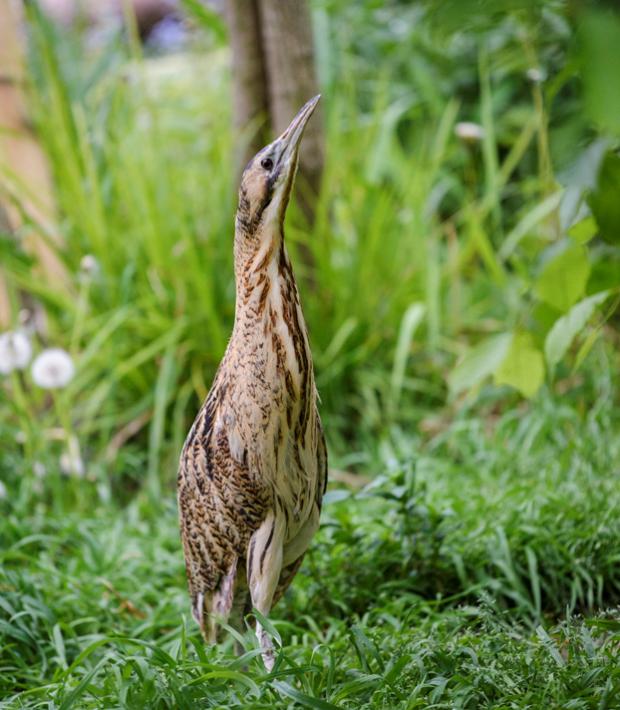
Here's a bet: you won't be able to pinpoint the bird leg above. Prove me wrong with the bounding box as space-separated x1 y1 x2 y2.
194 557 238 644
247 511 285 671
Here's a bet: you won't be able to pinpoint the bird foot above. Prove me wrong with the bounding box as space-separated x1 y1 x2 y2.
257 624 276 671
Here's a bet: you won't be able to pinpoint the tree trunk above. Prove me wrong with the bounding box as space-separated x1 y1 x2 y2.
224 0 270 176
224 0 324 220
257 0 324 224
0 0 67 327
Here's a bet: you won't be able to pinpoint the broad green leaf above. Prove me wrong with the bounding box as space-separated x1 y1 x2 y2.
448 333 512 396
534 242 590 312
588 257 620 293
568 216 598 245
499 191 563 260
494 334 544 398
544 291 610 368
579 11 620 136
588 151 620 245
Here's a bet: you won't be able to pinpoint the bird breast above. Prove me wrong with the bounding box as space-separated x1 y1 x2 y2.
217 250 318 522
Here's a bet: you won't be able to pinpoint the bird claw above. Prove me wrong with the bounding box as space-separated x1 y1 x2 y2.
257 624 276 671
262 648 275 672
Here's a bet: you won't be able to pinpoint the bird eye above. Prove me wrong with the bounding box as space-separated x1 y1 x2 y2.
260 157 274 171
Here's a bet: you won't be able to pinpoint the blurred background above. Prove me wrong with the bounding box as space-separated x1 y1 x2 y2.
1 0 618 494
1 0 620 704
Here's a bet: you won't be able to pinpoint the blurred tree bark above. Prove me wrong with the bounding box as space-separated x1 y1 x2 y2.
224 0 270 171
257 0 323 224
0 0 67 327
224 0 324 226
224 0 324 286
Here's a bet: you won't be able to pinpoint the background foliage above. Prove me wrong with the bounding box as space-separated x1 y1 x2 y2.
1 0 619 706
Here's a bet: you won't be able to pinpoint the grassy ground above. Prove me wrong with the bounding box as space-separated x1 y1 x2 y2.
2 361 620 708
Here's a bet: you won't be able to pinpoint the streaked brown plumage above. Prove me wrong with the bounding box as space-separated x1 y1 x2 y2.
177 96 327 670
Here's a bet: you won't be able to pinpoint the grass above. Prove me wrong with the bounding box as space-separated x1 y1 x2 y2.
2 364 620 708
1 0 620 707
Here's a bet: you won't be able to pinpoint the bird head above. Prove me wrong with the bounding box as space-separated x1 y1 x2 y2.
236 95 320 236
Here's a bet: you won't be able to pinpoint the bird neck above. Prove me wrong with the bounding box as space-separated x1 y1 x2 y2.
233 226 282 321
231 225 315 439
232 226 309 348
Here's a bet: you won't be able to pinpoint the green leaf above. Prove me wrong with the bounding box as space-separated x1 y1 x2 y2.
499 191 563 260
579 11 620 136
320 317 358 367
534 242 590 312
390 303 425 405
535 625 565 667
544 291 610 368
494 334 544 398
251 608 282 648
186 670 260 693
588 151 620 245
52 623 67 670
448 333 512 396
59 659 106 710
574 327 603 372
272 681 340 710
567 216 598 245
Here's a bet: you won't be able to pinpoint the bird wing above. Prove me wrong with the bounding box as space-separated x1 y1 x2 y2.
272 411 327 606
315 412 328 510
177 390 269 638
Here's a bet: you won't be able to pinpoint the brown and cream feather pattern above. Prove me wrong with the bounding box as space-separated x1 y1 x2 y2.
177 96 326 669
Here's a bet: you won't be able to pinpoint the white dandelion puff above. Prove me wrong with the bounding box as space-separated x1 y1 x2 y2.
0 480 7 500
0 331 33 374
31 348 75 389
454 121 485 143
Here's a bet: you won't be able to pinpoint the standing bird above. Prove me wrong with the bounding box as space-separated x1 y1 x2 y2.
177 96 327 670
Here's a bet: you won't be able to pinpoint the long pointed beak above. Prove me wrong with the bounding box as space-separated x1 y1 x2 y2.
276 94 321 169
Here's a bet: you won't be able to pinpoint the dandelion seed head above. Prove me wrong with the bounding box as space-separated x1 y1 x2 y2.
0 331 33 374
31 348 75 389
455 121 485 143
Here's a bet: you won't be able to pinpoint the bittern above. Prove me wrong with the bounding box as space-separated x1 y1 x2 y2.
177 96 327 670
